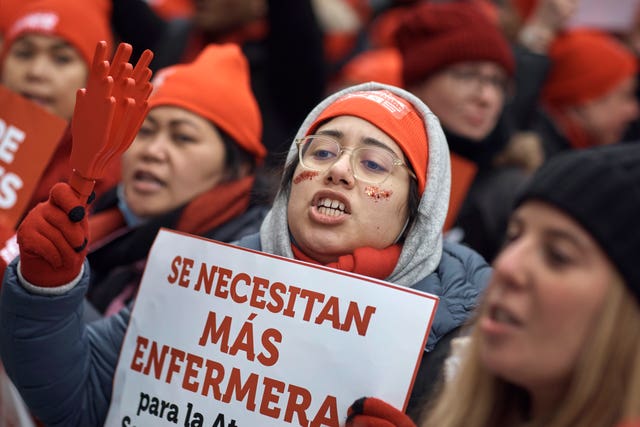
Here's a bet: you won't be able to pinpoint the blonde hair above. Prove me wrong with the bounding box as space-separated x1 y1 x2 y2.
421 276 640 427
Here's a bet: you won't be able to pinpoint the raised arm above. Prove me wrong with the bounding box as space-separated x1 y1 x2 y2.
0 41 152 426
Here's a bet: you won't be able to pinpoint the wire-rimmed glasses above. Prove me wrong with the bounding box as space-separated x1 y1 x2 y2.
295 134 416 185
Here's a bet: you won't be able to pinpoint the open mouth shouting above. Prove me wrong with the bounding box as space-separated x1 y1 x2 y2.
310 192 351 224
488 304 522 327
317 198 347 217
480 300 524 338
130 169 166 193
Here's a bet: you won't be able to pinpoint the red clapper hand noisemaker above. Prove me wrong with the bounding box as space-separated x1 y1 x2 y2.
69 41 154 198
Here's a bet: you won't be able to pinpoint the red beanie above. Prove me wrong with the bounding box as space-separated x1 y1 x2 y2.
3 0 113 67
149 44 266 163
542 29 639 108
395 2 515 86
306 90 428 194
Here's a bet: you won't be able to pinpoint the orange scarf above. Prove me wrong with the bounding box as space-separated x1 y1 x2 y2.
89 176 254 243
291 244 402 280
176 176 254 235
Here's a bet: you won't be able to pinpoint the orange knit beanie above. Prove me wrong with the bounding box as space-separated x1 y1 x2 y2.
3 0 113 67
542 29 638 108
307 89 428 194
149 44 266 162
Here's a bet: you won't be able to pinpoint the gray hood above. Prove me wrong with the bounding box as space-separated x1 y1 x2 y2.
259 82 451 287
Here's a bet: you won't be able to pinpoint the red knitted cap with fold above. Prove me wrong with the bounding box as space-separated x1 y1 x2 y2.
3 0 113 67
542 29 638 108
307 89 428 194
395 1 515 86
149 44 266 163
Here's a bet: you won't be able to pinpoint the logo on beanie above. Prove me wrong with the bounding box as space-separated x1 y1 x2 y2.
150 68 177 95
9 12 59 38
340 90 411 119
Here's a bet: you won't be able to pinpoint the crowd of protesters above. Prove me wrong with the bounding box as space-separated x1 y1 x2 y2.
0 0 639 426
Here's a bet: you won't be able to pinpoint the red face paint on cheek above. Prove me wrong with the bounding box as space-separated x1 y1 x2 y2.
364 185 393 201
293 170 319 184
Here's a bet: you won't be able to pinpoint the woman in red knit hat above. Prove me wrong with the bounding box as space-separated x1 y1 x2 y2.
388 1 525 264
536 28 639 157
0 0 120 213
382 0 586 264
501 0 638 156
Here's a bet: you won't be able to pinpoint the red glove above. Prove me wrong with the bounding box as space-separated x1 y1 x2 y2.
346 397 417 427
17 183 90 287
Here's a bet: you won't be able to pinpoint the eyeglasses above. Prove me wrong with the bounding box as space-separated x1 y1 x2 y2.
295 135 417 184
447 67 512 98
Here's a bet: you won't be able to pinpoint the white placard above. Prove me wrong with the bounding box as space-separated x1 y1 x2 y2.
105 229 438 427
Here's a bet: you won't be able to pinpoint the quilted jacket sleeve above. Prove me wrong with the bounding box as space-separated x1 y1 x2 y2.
417 241 492 352
0 258 129 427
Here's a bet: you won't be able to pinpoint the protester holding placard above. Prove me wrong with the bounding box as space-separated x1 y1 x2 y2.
0 77 490 425
0 0 121 213
346 143 640 426
234 82 494 417
84 43 271 316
